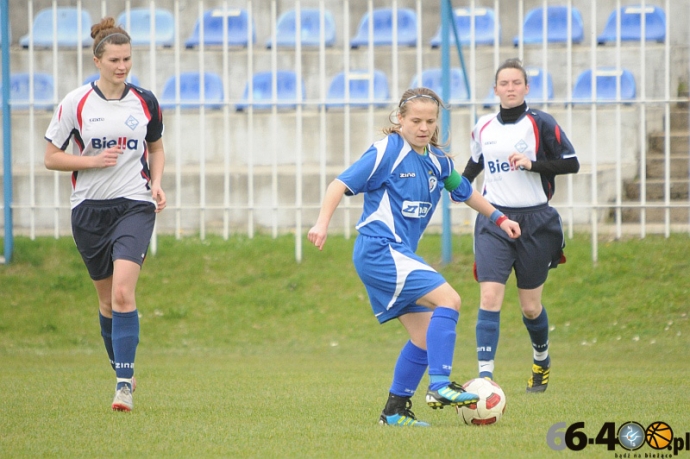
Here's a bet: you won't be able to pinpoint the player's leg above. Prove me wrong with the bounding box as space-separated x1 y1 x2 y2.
476 281 506 380
110 259 142 411
93 278 116 371
519 286 551 393
379 312 431 427
473 213 516 381
416 284 478 409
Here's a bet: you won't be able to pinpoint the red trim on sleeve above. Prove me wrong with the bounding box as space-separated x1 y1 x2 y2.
130 89 152 122
75 88 93 131
526 113 539 155
555 124 562 144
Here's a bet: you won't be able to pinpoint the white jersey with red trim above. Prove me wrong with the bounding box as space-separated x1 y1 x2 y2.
45 82 164 209
469 108 575 208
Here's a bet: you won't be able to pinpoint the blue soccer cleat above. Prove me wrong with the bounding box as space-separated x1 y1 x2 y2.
426 381 479 409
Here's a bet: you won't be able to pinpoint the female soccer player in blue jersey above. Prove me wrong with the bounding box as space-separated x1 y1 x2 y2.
462 58 579 393
308 87 520 427
44 17 166 412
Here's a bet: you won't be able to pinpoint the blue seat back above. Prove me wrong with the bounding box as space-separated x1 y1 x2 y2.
598 5 666 43
185 9 256 48
326 70 389 108
160 72 224 109
430 7 499 47
267 8 336 48
350 8 417 48
525 67 554 102
83 73 140 86
409 68 469 103
572 68 636 101
514 6 584 45
20 7 93 48
117 8 175 47
0 73 54 110
236 71 306 111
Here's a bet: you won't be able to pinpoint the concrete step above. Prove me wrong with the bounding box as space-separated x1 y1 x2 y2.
665 108 690 131
645 154 690 179
618 206 689 223
648 131 690 154
623 179 689 200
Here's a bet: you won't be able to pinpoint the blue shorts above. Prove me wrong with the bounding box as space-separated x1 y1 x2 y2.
473 204 565 290
353 235 444 324
71 198 156 281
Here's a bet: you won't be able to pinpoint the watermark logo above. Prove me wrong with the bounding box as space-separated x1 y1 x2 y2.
546 421 689 456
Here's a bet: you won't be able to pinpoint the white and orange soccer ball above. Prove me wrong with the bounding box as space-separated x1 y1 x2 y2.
456 378 507 426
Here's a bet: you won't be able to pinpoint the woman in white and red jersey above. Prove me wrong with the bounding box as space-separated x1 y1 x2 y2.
44 17 166 412
462 58 579 393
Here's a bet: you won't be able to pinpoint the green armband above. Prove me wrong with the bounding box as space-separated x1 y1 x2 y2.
444 169 462 191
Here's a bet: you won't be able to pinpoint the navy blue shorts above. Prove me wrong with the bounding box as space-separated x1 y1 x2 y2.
71 198 156 281
473 204 565 290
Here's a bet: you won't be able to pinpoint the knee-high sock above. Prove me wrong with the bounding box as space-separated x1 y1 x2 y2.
523 306 550 367
476 308 500 379
112 310 139 383
427 307 459 390
389 340 428 397
99 312 115 370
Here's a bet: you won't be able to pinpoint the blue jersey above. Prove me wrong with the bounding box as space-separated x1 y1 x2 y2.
337 133 454 252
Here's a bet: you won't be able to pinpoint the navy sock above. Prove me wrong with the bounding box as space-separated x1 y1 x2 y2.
389 340 428 397
99 312 116 370
476 309 500 379
523 306 550 367
427 307 459 391
112 310 139 383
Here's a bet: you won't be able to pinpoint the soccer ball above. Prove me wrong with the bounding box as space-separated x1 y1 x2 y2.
456 378 507 425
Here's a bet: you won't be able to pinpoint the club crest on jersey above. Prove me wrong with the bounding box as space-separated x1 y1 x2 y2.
125 115 140 130
402 200 432 219
91 136 139 150
428 175 438 192
514 139 528 153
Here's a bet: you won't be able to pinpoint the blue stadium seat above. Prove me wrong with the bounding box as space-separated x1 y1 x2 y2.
117 8 175 47
160 72 225 109
513 6 584 46
236 71 306 111
350 8 417 48
0 73 54 110
430 7 499 47
597 5 666 44
409 68 469 104
572 68 636 102
266 8 336 48
326 70 390 108
185 8 256 48
20 7 93 48
482 67 554 108
83 73 140 86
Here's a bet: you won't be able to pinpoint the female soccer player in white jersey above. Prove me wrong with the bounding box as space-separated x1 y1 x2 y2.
308 87 520 427
44 17 166 412
462 58 579 393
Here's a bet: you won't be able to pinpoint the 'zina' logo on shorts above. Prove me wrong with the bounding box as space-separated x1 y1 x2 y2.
402 201 432 218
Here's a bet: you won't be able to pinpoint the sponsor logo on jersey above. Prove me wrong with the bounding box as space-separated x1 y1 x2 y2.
487 159 518 175
89 117 105 122
399 172 416 178
402 200 432 219
91 136 139 150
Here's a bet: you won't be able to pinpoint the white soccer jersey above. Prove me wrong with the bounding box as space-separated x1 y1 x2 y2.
470 109 576 208
45 82 164 209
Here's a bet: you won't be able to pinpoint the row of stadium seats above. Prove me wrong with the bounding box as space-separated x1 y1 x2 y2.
0 67 638 110
13 4 667 49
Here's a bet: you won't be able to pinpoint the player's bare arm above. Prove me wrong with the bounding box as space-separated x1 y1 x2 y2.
44 142 123 171
308 180 348 250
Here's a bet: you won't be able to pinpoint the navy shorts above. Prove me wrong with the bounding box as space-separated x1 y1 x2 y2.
473 204 565 290
71 198 156 281
353 235 441 324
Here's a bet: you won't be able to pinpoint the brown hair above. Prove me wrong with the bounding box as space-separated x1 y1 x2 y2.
494 58 529 86
383 87 447 149
91 17 131 58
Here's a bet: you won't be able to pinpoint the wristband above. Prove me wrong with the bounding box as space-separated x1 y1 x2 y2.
489 209 506 226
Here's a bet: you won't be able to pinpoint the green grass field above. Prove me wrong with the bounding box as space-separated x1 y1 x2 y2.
1 233 689 458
